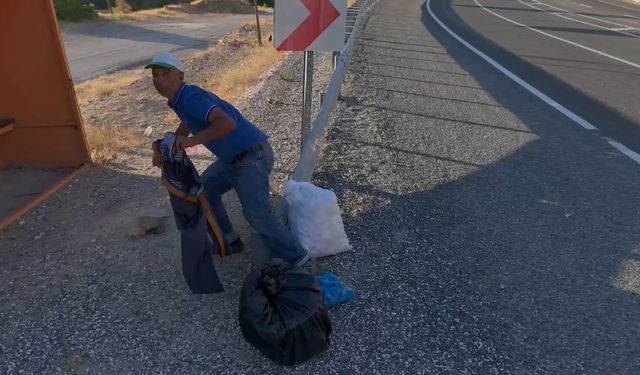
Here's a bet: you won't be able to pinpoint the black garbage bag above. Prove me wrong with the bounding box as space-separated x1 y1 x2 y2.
238 260 332 366
153 132 227 294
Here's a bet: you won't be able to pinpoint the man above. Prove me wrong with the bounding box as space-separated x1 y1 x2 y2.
146 52 309 267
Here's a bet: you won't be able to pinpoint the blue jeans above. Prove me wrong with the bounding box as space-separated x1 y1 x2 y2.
201 141 307 265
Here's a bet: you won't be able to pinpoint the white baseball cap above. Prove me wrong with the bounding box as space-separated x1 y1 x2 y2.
145 52 186 72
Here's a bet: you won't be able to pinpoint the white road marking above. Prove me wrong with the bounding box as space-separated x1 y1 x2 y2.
474 0 640 69
606 138 640 164
598 0 640 12
426 0 598 130
536 0 637 27
518 0 640 38
427 0 640 166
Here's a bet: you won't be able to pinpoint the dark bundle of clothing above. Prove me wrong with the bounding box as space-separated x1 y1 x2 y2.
153 132 227 294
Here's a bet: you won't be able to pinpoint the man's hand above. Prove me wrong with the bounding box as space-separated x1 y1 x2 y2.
152 143 162 167
176 135 197 150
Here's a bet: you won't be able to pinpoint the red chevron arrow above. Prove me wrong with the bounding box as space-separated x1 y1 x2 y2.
277 0 341 51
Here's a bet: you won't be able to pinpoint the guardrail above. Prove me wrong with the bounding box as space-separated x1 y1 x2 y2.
278 0 379 221
291 0 378 183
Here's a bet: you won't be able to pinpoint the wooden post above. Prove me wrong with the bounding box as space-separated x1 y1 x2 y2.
253 0 263 46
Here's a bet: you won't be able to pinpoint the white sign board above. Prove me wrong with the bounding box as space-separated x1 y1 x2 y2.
274 0 347 51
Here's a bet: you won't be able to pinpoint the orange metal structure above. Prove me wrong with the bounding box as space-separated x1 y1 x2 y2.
0 1 90 168
0 1 91 230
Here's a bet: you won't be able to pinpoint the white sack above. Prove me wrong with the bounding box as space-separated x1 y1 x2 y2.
284 180 352 258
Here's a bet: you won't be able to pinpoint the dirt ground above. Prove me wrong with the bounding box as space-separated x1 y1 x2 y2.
166 0 256 14
96 0 257 19
0 169 74 224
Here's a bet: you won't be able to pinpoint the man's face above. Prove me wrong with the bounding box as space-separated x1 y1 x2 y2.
151 67 183 99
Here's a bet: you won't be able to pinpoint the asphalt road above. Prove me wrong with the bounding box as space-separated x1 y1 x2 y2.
428 0 640 154
60 13 254 82
308 0 640 372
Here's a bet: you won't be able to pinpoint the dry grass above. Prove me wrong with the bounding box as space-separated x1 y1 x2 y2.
100 0 353 21
115 0 133 12
100 7 185 21
166 0 254 14
74 70 142 105
208 20 284 101
100 0 254 20
74 71 145 165
209 45 282 101
84 124 144 164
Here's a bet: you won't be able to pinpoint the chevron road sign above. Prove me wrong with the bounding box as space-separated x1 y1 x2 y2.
275 0 347 52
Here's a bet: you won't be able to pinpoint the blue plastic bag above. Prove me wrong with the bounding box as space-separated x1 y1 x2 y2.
316 273 355 309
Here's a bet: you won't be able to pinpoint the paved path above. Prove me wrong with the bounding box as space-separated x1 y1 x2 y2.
60 13 254 82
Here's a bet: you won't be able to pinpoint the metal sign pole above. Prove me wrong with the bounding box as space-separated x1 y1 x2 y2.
300 50 314 154
331 51 339 70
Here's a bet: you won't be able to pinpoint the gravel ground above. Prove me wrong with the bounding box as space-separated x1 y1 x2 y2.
2 0 640 373
311 0 640 373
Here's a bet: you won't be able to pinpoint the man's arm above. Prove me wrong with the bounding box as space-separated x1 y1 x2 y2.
176 108 236 149
175 121 190 137
153 122 189 166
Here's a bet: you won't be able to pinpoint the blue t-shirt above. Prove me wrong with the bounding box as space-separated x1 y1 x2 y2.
169 84 268 163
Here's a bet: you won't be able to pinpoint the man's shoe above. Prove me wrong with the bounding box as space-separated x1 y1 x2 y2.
293 252 310 268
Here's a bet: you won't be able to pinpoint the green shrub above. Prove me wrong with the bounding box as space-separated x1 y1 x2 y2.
54 0 97 21
257 0 273 7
